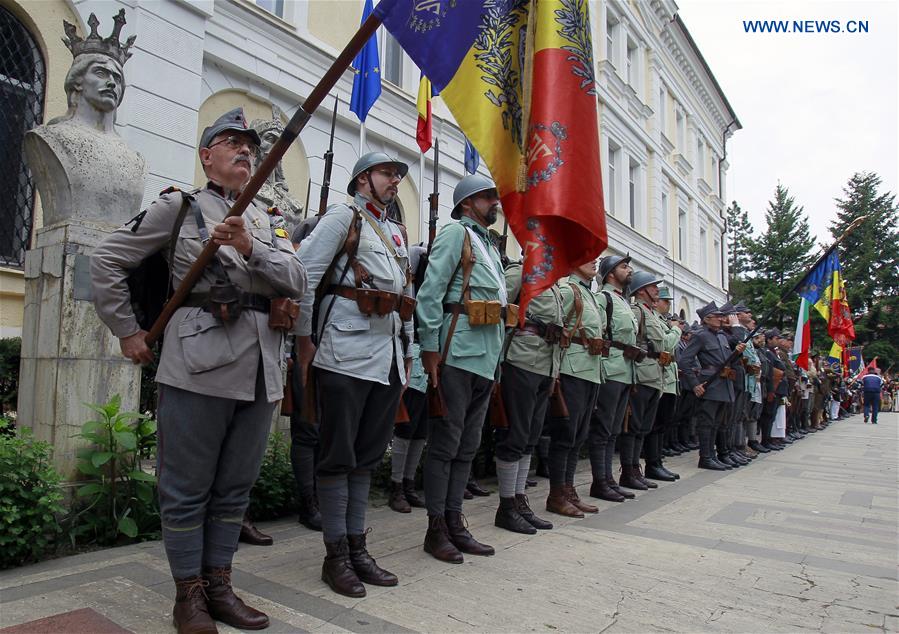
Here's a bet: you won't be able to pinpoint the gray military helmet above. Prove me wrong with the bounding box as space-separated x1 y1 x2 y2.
629 271 665 297
347 151 409 195
658 286 673 301
598 254 631 282
451 174 498 219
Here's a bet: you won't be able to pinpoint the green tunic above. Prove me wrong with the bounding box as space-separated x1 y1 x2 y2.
654 309 682 395
415 217 505 381
558 275 605 384
503 263 563 378
596 283 637 384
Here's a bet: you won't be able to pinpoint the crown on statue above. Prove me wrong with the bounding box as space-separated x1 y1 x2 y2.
63 9 136 66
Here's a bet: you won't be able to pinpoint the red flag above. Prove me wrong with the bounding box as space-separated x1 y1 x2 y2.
415 75 432 153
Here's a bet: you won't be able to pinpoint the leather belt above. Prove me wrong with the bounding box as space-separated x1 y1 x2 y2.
184 292 271 313
442 302 512 320
517 322 546 337
326 285 403 311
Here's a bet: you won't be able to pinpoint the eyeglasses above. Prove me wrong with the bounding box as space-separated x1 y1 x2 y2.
208 135 260 157
371 168 403 181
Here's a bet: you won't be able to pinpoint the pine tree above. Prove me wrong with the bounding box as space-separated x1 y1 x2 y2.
747 183 815 327
830 172 899 367
725 200 754 299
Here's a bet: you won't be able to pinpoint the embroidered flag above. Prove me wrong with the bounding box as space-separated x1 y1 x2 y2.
375 0 607 315
797 251 855 346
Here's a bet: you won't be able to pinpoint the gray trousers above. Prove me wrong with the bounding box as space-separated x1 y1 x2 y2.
495 362 553 463
589 380 630 482
424 365 493 515
694 398 729 459
156 363 274 579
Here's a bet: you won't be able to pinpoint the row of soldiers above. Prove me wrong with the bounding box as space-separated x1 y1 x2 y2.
91 109 831 633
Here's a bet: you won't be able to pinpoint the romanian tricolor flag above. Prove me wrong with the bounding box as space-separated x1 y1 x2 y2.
797 250 856 346
416 74 432 152
375 0 607 313
792 297 811 370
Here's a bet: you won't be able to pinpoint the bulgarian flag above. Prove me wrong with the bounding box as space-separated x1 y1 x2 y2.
792 297 811 370
415 74 432 153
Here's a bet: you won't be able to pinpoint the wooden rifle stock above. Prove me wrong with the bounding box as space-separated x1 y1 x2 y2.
426 138 440 251
489 383 509 428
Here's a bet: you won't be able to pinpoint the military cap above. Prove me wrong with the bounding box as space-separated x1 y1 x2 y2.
780 329 794 339
719 301 737 315
629 271 665 297
598 253 631 282
348 152 409 195
658 287 673 300
200 107 261 150
733 301 751 313
697 301 719 320
451 174 498 219
764 327 781 338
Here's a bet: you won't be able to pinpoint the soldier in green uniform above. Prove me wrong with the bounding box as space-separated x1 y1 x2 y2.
416 174 506 564
493 261 563 534
644 287 684 481
545 259 605 517
589 255 638 502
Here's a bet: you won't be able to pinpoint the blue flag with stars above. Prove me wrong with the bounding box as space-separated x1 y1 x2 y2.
464 137 479 174
349 0 381 122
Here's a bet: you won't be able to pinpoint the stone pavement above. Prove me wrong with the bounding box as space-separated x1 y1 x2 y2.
1 412 896 633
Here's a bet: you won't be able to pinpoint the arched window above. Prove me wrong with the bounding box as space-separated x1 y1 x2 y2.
0 5 45 267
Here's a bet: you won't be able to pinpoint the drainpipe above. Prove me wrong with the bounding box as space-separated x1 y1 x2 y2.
720 119 737 297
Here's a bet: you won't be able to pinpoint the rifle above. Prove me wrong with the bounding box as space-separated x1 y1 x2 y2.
427 138 440 251
318 95 338 216
302 178 311 220
146 12 383 346
498 216 510 267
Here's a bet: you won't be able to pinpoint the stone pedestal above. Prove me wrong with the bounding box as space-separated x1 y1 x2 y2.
18 221 141 478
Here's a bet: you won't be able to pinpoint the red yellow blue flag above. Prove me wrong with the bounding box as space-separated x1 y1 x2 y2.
416 74 432 153
375 0 607 313
797 250 855 346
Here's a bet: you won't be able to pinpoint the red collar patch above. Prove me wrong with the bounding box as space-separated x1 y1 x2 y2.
365 202 383 220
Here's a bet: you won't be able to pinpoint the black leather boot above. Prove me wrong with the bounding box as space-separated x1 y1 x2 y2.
388 480 411 513
588 479 625 502
347 531 398 587
238 513 273 546
515 494 553 530
607 478 635 499
644 463 676 482
424 515 463 563
403 478 425 508
466 478 491 497
445 511 495 556
322 537 365 598
619 465 648 490
697 457 727 470
297 494 322 531
495 496 537 534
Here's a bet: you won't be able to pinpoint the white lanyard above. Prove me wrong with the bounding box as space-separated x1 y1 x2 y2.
465 226 507 306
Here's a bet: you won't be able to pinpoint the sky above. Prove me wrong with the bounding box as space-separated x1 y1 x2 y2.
676 0 898 246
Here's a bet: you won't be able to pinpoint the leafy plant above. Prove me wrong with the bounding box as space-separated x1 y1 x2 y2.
68 395 160 545
248 432 295 521
0 421 64 568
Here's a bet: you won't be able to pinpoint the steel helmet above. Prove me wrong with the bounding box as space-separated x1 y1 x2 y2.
628 271 665 297
598 254 631 282
657 286 673 301
451 174 498 219
347 152 409 195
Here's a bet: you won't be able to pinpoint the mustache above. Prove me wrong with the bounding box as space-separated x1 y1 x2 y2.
232 155 251 166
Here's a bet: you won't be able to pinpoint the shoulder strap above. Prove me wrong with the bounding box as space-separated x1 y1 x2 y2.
313 209 363 339
164 193 193 298
602 290 615 344
439 231 474 366
564 282 585 338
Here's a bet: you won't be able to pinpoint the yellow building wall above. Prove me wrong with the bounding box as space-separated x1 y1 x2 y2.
1 0 81 338
306 0 361 54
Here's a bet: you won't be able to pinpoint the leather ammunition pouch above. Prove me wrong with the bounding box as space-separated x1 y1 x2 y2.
719 367 737 381
749 364 761 376
328 285 417 319
444 301 519 327
571 336 610 356
269 298 299 331
188 284 277 323
612 341 647 363
657 350 673 367
518 321 566 346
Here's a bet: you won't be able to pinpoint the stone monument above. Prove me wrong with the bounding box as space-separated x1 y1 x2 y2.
251 105 304 234
19 10 146 477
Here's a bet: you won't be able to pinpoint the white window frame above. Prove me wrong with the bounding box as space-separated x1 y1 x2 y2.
628 158 639 229
700 227 708 275
382 31 404 88
607 142 619 215
676 107 685 151
696 137 705 178
661 191 669 247
678 208 687 261
255 0 284 18
606 16 618 66
658 86 666 136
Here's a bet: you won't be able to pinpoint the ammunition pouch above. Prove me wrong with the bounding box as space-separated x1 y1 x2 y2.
719 367 737 381
269 298 299 332
327 285 416 318
571 336 609 356
657 351 673 367
518 321 566 347
399 295 417 321
622 345 647 363
443 302 518 327
206 281 243 322
749 364 761 376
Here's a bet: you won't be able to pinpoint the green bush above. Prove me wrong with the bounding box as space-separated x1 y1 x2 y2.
0 337 21 415
0 421 64 568
248 432 295 520
67 395 160 545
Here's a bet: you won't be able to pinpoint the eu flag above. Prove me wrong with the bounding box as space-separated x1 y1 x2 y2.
349 0 380 122
464 137 479 174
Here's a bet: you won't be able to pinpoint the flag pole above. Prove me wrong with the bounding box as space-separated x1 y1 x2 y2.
146 11 384 346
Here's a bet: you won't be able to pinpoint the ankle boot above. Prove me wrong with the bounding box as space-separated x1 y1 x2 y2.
403 478 425 508
634 464 658 488
424 514 464 563
466 478 491 496
173 576 217 634
445 511 494 556
564 484 598 513
297 494 322 531
547 484 584 516
515 494 553 529
607 478 635 499
322 536 365 597
238 514 273 546
203 567 269 630
347 531 397 586
495 496 537 534
697 457 727 470
588 479 625 503
644 463 676 482
618 465 648 491
388 480 411 513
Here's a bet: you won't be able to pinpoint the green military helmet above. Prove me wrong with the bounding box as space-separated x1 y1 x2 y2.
347 151 409 195
452 173 498 219
658 286 673 301
628 271 664 297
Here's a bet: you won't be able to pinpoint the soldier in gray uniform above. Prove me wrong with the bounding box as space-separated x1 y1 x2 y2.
677 302 745 470
92 107 306 633
295 152 415 598
589 255 638 503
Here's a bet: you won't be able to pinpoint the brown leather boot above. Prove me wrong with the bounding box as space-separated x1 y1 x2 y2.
634 464 658 489
322 537 366 597
347 531 398 586
445 511 495 556
546 485 583 517
607 478 635 499
589 479 625 503
618 465 648 491
238 514 273 546
173 576 217 634
388 480 411 513
403 478 426 508
424 514 464 563
202 567 268 630
564 484 598 513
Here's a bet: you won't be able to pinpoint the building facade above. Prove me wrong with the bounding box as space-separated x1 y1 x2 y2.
0 0 738 337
